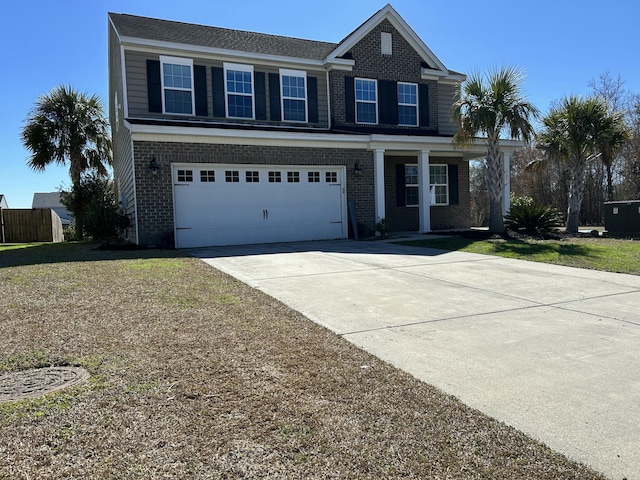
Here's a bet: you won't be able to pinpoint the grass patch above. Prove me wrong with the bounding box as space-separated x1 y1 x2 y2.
400 235 640 275
0 242 606 479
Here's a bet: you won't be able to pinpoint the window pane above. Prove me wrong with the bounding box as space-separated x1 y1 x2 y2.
405 165 418 185
228 94 253 118
398 83 417 104
406 186 419 206
283 99 306 121
163 63 191 90
398 105 417 126
430 165 447 184
227 70 252 94
355 79 376 101
287 171 300 183
356 102 376 124
434 185 447 204
165 89 192 114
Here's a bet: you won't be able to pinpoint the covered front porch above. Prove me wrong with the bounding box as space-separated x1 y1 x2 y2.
368 140 516 233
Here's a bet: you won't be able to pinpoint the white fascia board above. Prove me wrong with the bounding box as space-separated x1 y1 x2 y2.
421 67 466 84
326 5 448 74
120 36 328 69
129 123 521 157
130 124 369 149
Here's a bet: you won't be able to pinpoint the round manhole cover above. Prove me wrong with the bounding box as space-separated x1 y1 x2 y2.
0 367 90 402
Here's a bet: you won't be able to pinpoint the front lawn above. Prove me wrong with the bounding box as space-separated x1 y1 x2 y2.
0 243 605 479
399 235 640 275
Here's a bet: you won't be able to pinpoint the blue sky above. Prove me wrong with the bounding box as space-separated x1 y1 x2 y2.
1 0 638 208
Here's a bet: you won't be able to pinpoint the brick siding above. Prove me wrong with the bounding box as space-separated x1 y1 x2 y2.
384 155 470 232
133 141 375 246
330 20 439 132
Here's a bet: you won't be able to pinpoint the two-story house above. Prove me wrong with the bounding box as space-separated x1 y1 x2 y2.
108 4 517 248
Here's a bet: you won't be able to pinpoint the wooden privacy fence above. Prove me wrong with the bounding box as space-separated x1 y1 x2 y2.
1 209 64 243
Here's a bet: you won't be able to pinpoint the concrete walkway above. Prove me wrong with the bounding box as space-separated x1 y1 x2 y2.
193 239 640 480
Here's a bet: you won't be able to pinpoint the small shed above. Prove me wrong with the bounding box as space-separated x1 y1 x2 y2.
604 200 640 234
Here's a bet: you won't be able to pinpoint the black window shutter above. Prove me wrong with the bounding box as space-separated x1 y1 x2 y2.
308 76 318 123
344 76 355 123
448 164 459 205
211 67 225 117
378 80 397 125
194 65 208 116
419 83 429 127
146 59 162 113
269 73 281 121
255 71 266 120
396 164 406 207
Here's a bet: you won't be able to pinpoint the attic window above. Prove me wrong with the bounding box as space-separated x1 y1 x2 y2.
381 32 392 55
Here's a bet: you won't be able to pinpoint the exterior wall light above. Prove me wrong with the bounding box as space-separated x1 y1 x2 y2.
149 157 159 176
354 160 363 176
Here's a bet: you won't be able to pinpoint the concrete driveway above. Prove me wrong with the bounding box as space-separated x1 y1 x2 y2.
193 239 640 480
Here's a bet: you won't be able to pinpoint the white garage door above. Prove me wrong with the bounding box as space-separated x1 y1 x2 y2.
173 164 347 248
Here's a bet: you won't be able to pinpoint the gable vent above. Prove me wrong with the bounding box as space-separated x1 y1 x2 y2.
381 32 392 55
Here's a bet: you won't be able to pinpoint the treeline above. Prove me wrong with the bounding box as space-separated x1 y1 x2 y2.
471 73 640 227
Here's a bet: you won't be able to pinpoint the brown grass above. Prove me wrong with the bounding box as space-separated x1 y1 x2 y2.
0 243 606 479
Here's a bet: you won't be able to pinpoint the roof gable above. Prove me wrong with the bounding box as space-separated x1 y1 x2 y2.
327 4 449 74
32 192 64 209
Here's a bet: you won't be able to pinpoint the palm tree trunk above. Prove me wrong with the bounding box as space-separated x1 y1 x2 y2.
485 134 505 233
566 158 587 233
70 151 84 240
605 162 614 202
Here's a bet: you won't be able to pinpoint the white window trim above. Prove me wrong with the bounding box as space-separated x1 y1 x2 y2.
398 82 419 127
429 164 449 206
355 77 378 125
224 62 255 120
406 163 449 206
159 56 195 116
279 68 308 123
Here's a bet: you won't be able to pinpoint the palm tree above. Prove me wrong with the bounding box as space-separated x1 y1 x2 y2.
22 85 112 238
598 115 630 202
537 96 629 233
453 66 539 233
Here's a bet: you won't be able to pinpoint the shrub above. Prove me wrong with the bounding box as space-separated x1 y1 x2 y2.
510 193 534 208
375 218 388 238
60 173 130 244
504 203 563 236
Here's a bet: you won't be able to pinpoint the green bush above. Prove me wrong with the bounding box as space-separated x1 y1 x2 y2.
60 173 130 244
504 203 563 236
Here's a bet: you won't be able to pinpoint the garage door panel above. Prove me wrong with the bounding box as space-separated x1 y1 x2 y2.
173 164 346 248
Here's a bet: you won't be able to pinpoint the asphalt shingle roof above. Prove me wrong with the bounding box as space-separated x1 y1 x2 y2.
109 13 338 61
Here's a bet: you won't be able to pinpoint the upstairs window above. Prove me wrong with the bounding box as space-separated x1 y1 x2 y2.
224 63 254 119
355 78 377 124
398 82 418 127
160 56 194 115
280 69 307 122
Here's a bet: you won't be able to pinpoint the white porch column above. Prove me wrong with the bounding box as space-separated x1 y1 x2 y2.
373 149 386 222
502 153 511 216
418 149 431 232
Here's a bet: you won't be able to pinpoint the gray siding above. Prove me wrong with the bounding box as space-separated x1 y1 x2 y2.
124 50 329 128
109 22 137 243
437 82 459 136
